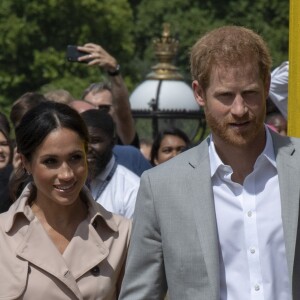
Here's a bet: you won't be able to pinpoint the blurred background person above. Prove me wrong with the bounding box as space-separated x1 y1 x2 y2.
1 101 131 298
81 109 140 219
268 61 288 120
9 92 48 129
265 112 287 136
70 100 152 177
0 112 12 170
0 112 13 213
44 89 75 104
150 127 191 166
113 144 152 177
69 99 97 113
139 138 153 161
77 43 139 148
265 61 288 136
8 92 48 200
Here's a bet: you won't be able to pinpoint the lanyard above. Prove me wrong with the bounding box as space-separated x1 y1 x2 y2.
93 160 118 201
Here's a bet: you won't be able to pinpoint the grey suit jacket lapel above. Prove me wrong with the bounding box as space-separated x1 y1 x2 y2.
272 131 300 282
188 139 220 300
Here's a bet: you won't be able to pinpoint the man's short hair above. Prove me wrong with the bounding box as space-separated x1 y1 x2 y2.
81 82 112 100
44 89 74 104
190 26 272 90
80 109 115 139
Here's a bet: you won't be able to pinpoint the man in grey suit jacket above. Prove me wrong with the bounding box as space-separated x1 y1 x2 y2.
119 26 300 299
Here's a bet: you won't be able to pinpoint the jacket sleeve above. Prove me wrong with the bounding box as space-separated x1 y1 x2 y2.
119 172 167 300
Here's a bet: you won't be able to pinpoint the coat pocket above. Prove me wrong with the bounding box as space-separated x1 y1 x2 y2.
0 259 28 299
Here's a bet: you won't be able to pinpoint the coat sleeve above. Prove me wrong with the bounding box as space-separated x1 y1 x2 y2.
119 172 167 300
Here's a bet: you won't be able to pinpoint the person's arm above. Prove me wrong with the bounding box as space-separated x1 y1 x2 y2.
109 73 137 146
78 43 137 145
119 172 167 299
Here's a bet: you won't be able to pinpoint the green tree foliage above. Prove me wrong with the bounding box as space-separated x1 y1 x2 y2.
133 0 289 83
0 0 134 112
0 0 289 117
221 0 289 65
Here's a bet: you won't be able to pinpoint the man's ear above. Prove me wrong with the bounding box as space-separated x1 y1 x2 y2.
192 80 206 107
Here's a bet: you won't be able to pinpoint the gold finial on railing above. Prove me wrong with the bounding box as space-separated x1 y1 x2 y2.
147 23 183 80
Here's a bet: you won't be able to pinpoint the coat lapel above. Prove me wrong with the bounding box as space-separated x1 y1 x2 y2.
16 218 83 299
272 133 300 281
188 141 220 300
63 218 109 279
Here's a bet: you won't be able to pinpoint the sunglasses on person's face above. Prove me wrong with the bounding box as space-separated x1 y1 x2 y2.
98 105 112 113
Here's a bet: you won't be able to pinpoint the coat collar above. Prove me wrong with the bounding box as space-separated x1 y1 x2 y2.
5 183 119 234
81 185 118 232
4 183 35 233
3 183 121 299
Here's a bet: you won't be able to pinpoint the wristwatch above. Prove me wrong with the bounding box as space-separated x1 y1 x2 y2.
107 64 120 76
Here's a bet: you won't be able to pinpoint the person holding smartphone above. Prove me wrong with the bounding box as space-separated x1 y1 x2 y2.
71 43 139 149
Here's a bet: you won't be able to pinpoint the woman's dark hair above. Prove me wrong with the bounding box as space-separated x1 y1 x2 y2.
10 101 89 201
16 101 89 161
150 127 190 165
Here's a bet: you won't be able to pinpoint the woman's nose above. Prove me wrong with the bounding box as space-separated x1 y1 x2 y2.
58 163 74 180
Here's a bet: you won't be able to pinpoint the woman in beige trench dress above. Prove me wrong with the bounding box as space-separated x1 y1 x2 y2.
0 101 131 299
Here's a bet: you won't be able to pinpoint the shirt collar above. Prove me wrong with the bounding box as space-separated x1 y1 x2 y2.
261 125 276 167
208 125 276 178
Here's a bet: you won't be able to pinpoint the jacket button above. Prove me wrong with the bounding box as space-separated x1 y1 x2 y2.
92 220 97 228
90 266 100 276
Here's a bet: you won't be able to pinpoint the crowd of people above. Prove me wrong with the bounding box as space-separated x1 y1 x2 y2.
0 25 295 299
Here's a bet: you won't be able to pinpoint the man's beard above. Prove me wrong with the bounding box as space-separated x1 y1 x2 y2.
205 108 265 148
88 148 113 179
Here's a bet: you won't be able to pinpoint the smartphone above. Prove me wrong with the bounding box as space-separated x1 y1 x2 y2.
66 45 89 63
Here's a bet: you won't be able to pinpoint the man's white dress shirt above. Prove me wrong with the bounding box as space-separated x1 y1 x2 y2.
209 128 292 300
90 156 140 219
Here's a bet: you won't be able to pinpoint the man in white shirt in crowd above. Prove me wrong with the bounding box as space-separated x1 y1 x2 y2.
81 109 140 219
119 26 300 299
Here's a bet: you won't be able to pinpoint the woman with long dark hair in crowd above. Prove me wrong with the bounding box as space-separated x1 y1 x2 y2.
150 127 191 166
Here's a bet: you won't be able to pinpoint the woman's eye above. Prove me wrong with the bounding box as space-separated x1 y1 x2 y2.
42 158 57 166
162 148 171 154
0 141 9 147
70 154 83 162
